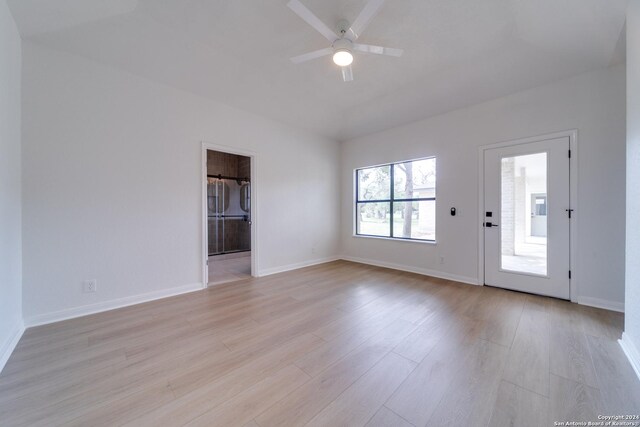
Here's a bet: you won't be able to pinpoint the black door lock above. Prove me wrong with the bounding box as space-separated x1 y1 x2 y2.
484 222 499 227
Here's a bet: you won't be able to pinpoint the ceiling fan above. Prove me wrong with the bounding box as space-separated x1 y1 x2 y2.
287 0 404 82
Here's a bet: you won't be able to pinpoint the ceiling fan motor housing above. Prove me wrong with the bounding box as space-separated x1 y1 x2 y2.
332 38 353 53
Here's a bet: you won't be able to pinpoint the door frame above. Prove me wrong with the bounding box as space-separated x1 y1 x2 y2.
201 141 258 287
477 130 578 302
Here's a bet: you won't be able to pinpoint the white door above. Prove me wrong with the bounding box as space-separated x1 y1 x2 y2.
483 136 571 299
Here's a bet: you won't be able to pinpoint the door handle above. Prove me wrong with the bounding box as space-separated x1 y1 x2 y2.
484 222 499 227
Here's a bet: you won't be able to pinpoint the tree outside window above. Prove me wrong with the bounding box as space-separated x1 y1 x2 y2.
356 158 436 241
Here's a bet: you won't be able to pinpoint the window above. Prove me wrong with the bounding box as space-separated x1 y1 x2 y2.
355 157 436 241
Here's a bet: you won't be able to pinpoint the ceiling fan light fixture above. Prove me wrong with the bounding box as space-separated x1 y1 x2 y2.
287 0 402 81
333 49 353 66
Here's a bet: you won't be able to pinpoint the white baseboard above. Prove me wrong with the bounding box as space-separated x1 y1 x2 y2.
25 282 205 327
0 320 25 374
619 332 640 381
258 256 340 277
340 255 479 286
577 296 625 313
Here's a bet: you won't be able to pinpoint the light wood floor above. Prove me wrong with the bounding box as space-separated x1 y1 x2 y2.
208 252 252 285
1 261 638 426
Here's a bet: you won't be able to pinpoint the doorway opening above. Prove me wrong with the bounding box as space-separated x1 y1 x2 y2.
205 148 252 285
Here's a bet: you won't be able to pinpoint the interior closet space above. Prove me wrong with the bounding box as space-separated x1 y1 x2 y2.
206 149 252 285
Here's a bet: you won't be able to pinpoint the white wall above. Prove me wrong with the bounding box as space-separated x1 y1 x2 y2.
341 65 626 310
0 0 23 370
622 0 640 377
21 42 340 325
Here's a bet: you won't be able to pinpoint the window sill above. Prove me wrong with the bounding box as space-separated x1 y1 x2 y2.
352 234 437 245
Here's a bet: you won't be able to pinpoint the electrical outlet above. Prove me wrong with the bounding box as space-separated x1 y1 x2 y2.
439 256 445 265
83 279 97 293
311 247 316 254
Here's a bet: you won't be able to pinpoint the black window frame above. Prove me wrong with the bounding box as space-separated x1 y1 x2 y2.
355 157 436 242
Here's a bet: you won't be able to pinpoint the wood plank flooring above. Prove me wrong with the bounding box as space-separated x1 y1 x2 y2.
1 260 638 426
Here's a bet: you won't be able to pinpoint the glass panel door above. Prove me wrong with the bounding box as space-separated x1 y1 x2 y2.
483 136 570 299
208 178 251 256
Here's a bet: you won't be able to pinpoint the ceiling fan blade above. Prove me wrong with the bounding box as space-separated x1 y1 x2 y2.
290 47 333 64
348 0 386 40
287 0 338 42
341 65 354 82
353 43 403 57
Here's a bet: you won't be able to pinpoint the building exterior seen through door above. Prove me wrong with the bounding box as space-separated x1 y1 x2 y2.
483 136 571 299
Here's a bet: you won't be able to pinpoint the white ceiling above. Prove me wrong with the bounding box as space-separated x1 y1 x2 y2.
8 0 628 141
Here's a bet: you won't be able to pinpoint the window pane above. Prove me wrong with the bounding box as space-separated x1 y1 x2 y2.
500 152 547 275
394 158 436 200
357 165 391 201
392 201 435 240
357 202 391 237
